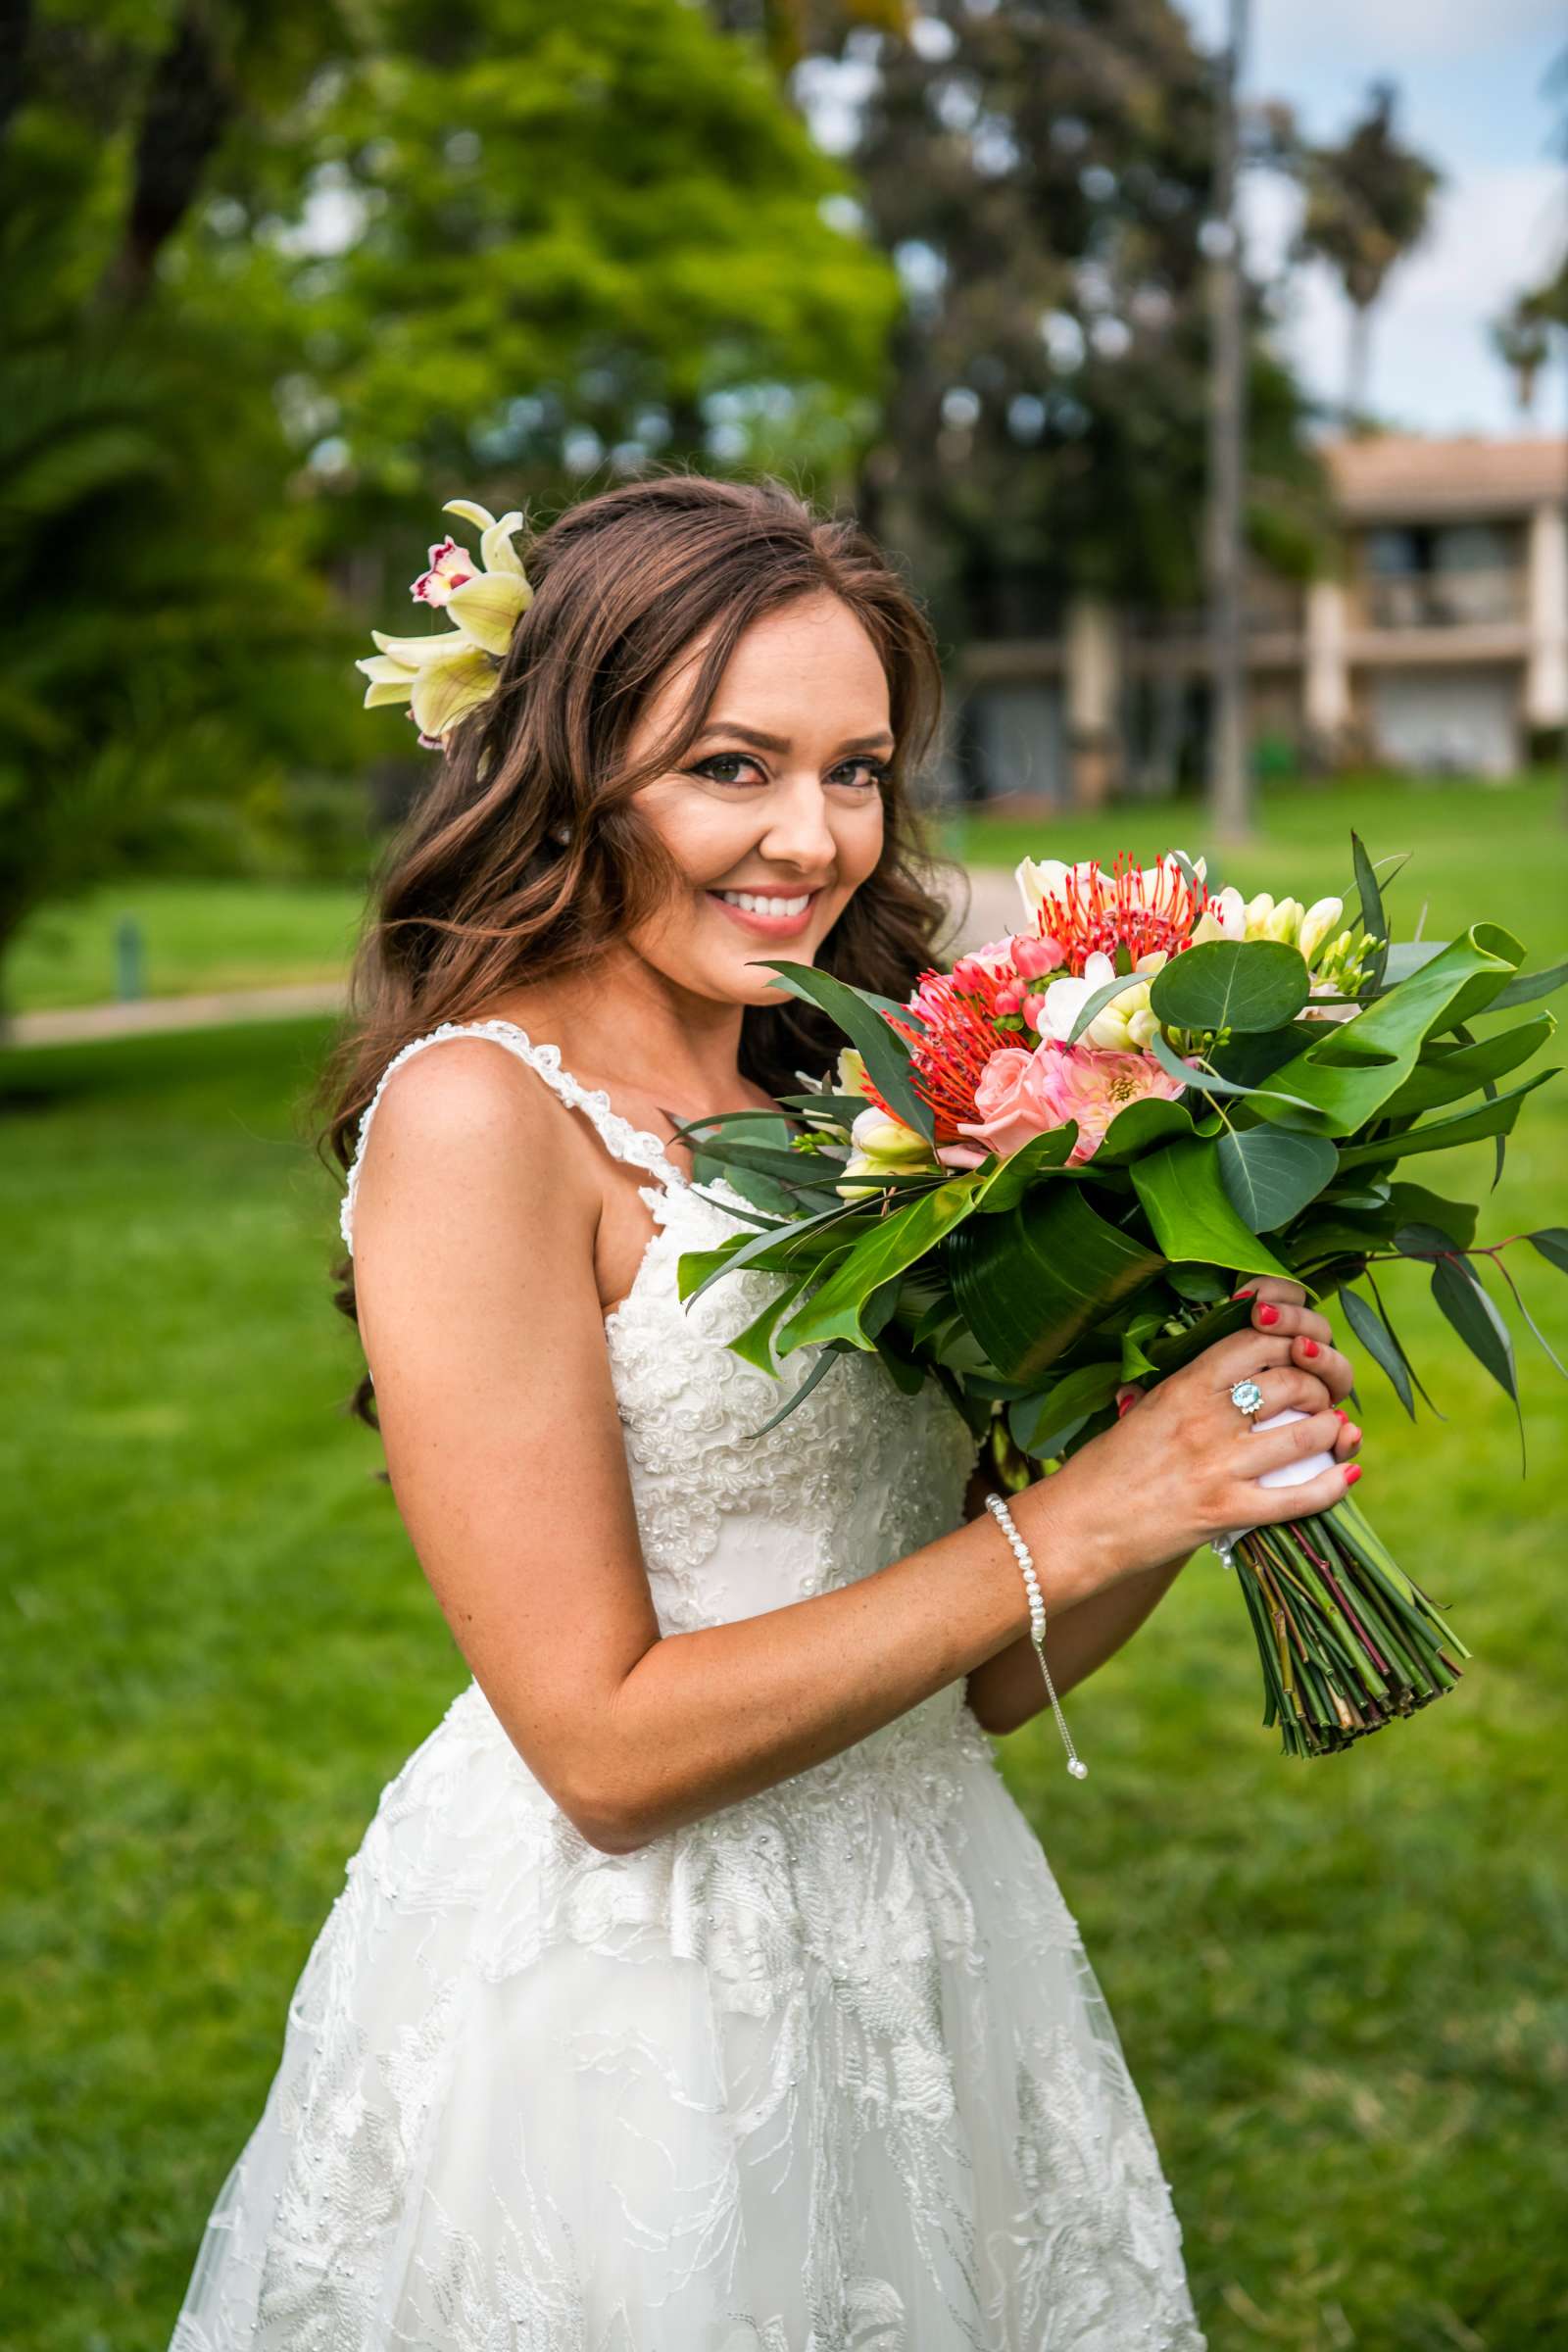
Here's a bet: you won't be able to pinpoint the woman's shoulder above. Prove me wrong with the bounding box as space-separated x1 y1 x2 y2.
349 1019 603 1266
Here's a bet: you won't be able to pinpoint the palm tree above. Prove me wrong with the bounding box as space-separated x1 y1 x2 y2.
1296 81 1442 427
1491 292 1557 416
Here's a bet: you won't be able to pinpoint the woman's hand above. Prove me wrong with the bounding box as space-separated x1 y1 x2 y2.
1036 1277 1363 1592
1231 1273 1360 1432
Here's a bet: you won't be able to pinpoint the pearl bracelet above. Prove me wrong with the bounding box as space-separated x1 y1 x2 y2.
984 1493 1088 1781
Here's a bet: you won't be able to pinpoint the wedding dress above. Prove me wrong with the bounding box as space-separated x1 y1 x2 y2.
169 1017 1205 2351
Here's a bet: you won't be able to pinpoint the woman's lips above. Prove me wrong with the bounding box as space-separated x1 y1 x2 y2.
706 889 822 940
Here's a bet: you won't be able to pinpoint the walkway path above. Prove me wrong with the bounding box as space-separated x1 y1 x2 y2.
2 870 1024 1048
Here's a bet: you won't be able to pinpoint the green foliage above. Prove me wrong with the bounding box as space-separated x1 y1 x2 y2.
0 0 899 988
219 0 899 495
842 0 1330 628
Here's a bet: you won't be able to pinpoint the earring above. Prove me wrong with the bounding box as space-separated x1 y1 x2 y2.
551 821 570 846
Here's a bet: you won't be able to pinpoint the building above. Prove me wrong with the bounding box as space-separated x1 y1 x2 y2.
955 433 1568 805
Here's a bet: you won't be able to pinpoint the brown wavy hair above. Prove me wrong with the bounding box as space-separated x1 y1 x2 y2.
313 468 964 1435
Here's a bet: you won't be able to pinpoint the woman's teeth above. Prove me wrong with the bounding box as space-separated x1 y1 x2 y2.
716 891 812 915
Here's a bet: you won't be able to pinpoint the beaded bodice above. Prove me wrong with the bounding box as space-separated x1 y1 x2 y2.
340 1019 983 1748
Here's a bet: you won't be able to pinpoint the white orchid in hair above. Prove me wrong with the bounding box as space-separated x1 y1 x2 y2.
355 498 534 748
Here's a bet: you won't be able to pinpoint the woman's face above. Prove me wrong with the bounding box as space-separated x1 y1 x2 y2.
621 592 892 1008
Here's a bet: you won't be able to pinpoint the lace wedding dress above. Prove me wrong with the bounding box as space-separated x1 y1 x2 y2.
169 1018 1205 2351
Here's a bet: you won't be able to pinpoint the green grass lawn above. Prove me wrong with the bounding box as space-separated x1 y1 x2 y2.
945 767 1567 922
3 782 1566 2346
6 878 368 1012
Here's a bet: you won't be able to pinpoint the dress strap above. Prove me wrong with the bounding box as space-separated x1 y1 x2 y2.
338 1017 687 1256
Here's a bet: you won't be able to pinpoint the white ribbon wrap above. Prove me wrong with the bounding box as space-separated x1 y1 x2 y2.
1213 1405 1339 1565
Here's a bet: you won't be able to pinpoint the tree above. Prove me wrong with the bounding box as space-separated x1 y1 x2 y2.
0 3 360 986
792 1 1323 664
1294 81 1442 428
226 0 901 504
0 0 903 986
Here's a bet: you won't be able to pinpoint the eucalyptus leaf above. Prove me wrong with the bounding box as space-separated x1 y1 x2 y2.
1392 1222 1468 1263
1130 1138 1294 1278
1216 1127 1340 1233
1385 1184 1478 1250
1530 1227 1568 1277
1149 939 1309 1035
1339 1285 1416 1419
1430 1256 1521 1460
758 960 934 1140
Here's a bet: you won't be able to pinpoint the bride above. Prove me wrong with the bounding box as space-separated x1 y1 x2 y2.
169 471 1360 2349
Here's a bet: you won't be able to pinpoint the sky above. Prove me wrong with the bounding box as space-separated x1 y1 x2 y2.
1181 0 1567 439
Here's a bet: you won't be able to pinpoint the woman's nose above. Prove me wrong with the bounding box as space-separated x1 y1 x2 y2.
759 777 838 871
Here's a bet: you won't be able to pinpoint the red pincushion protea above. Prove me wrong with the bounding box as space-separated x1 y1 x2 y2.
866 955 1022 1141
1032 854 1206 976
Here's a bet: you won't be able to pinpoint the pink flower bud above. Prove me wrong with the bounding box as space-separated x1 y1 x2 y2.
1013 933 1064 980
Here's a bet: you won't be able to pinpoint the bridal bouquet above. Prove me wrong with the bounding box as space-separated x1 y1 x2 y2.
673 841 1566 1760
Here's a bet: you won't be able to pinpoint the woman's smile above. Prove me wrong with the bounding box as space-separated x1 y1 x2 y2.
705 885 824 940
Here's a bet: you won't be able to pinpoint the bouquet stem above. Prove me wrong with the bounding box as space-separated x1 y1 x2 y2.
1220 1496 1470 1757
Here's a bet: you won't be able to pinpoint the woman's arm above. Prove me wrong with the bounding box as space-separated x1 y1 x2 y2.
963 1541 1193 1738
352 1048 1360 1853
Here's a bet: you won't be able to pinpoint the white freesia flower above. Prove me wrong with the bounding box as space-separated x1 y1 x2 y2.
849 1104 929 1165
1298 896 1345 964
1191 884 1246 944
1262 896 1305 945
1038 949 1165 1050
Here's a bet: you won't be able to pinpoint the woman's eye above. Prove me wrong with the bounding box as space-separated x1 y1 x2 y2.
690 755 764 786
833 758 890 792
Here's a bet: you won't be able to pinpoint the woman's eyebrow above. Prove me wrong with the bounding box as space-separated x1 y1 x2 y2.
694 720 896 753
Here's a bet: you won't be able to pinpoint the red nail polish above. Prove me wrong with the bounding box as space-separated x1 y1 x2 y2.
1257 1303 1279 1325
1232 1288 1254 1299
1300 1338 1319 1356
1345 1464 1362 1486
1347 1425 1361 1446
1333 1408 1348 1423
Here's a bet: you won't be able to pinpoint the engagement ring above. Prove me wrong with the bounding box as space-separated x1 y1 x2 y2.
1229 1377 1265 1418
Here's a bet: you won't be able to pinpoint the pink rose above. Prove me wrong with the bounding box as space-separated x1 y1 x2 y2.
1028 1041 1186 1165
953 1046 1071 1161
956 1040 1186 1167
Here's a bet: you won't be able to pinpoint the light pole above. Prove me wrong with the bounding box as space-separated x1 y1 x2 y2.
1206 0 1251 843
